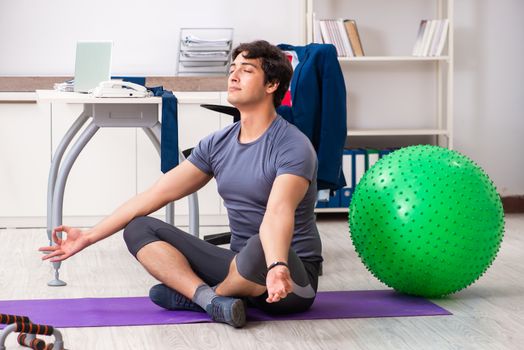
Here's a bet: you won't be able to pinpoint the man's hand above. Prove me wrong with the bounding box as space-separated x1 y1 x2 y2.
39 225 91 262
259 174 308 303
266 265 293 303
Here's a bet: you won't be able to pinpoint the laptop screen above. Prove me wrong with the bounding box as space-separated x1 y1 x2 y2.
73 41 112 93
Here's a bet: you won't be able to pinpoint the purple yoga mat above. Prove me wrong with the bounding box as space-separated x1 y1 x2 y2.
0 290 451 328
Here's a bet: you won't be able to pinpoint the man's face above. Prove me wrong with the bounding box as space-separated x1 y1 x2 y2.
227 52 277 108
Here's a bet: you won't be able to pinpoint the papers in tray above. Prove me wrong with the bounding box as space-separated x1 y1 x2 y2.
176 28 233 76
180 51 229 58
182 35 231 47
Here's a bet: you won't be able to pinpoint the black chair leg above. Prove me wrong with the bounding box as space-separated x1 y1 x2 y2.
203 232 231 245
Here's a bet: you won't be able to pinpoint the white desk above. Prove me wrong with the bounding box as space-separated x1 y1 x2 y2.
37 90 199 286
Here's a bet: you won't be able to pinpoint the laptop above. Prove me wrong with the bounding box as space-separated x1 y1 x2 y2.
73 41 113 93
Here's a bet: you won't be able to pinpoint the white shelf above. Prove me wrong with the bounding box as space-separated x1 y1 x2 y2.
304 0 454 150
308 0 454 214
347 128 449 136
315 207 348 213
338 56 450 62
0 92 37 102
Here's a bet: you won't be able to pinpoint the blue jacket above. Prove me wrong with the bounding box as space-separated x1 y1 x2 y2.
122 78 179 173
148 86 179 173
277 43 347 190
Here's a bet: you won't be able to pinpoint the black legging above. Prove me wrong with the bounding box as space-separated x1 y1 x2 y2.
123 216 320 314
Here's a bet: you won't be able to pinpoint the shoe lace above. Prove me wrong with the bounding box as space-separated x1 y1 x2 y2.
211 301 226 322
174 292 194 308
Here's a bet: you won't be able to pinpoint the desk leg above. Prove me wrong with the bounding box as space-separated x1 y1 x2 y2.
146 123 200 237
179 149 200 238
48 122 100 287
141 126 175 226
46 111 90 244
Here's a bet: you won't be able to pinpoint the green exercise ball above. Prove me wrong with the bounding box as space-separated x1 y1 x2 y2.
348 145 504 297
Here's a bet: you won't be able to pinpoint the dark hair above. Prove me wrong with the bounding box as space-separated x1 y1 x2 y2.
232 40 293 108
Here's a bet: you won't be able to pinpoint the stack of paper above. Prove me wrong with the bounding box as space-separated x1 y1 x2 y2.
53 79 74 92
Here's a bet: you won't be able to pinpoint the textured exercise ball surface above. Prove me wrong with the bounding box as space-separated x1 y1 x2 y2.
348 145 504 297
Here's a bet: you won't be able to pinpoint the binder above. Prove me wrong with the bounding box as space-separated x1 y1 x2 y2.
328 190 341 208
316 200 328 208
318 148 397 209
316 190 341 208
365 149 380 170
379 148 396 158
340 187 353 208
342 149 353 188
352 148 366 188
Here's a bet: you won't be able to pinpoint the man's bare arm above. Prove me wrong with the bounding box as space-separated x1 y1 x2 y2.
86 160 212 244
41 160 212 261
259 173 310 302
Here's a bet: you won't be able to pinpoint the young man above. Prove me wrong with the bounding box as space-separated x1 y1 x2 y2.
40 40 323 328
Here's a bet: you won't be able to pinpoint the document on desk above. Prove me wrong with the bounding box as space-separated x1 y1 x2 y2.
53 80 74 92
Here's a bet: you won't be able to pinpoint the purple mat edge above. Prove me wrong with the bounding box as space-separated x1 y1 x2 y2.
0 290 452 329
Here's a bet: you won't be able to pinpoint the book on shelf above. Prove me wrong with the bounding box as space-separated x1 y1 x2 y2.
428 20 444 56
344 20 365 56
313 13 323 44
412 19 427 56
412 19 449 57
318 20 334 48
421 20 437 56
325 19 345 56
433 19 449 56
336 20 354 57
329 19 350 56
316 18 364 57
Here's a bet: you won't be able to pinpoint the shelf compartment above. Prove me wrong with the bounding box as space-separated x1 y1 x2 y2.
338 56 449 62
347 129 449 136
314 208 348 213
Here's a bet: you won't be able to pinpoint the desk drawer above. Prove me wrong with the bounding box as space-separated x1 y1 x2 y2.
91 103 158 127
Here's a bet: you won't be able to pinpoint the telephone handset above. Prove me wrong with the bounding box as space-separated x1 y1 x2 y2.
92 80 149 98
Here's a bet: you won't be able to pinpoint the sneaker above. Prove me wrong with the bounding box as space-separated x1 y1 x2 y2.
206 296 246 328
149 284 204 312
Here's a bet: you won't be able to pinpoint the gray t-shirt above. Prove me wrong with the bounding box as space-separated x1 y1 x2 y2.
188 115 322 262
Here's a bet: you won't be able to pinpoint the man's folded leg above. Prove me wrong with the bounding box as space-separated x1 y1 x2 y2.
149 283 204 312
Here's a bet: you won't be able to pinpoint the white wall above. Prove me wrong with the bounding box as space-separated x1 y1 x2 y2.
0 0 305 76
454 0 524 196
0 0 522 195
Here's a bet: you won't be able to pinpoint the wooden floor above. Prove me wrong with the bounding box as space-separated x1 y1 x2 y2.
1 214 523 350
